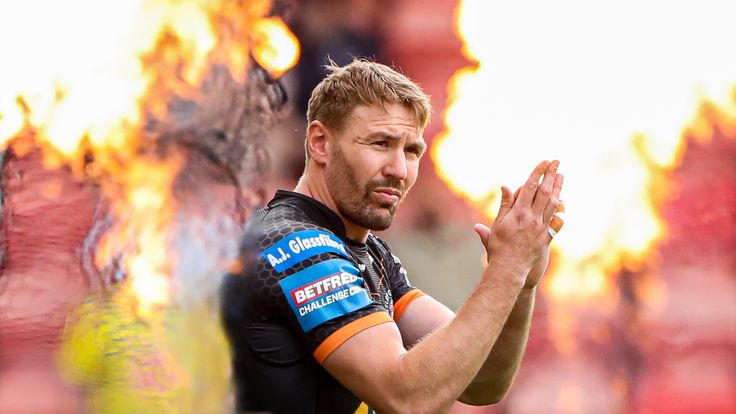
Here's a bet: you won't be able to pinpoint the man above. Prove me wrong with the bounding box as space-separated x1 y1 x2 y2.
220 59 564 413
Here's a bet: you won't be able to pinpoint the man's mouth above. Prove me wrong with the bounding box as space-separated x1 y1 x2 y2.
372 188 401 204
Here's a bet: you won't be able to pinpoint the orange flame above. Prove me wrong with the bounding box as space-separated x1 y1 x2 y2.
0 0 297 157
252 17 301 79
434 0 736 305
0 0 299 317
94 155 182 318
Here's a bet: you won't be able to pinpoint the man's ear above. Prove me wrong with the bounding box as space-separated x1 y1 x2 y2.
306 120 331 165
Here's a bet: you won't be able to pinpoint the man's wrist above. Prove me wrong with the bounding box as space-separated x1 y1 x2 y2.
521 284 538 293
486 255 532 284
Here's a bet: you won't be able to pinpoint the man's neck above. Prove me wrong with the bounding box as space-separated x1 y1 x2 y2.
294 175 370 243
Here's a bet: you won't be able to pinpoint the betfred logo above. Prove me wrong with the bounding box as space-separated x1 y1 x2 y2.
291 271 359 306
279 258 372 331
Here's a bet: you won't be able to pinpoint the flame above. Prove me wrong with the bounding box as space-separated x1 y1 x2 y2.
251 17 301 79
0 0 299 317
434 0 736 303
0 0 296 157
94 156 182 318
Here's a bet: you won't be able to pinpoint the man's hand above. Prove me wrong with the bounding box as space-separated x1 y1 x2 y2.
474 160 564 288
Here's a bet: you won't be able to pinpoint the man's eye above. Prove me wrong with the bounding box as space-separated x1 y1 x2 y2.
373 141 389 148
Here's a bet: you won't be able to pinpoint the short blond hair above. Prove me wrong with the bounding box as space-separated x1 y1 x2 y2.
306 59 432 134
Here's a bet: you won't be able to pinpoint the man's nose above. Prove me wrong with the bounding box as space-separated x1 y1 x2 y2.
383 149 408 180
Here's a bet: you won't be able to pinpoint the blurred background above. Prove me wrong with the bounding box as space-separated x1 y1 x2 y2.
0 0 734 413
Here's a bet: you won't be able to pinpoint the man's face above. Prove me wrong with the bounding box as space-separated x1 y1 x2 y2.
324 103 426 231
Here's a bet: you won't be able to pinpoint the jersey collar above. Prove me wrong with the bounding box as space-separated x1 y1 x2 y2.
270 190 350 241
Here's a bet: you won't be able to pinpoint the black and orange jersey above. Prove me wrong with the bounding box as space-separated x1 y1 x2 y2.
220 190 424 414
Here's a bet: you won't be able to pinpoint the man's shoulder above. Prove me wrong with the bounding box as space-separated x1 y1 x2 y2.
253 199 313 229
247 202 340 249
241 203 351 276
367 232 391 250
366 233 400 263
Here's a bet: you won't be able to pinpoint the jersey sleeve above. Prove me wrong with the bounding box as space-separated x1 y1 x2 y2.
242 216 392 364
384 250 425 323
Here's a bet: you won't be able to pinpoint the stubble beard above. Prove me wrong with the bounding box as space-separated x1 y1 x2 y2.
326 146 402 232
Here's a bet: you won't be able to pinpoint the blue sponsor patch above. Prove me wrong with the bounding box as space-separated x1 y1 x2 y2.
262 229 349 272
278 258 372 332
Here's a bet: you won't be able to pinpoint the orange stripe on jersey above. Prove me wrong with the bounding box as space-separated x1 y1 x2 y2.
393 289 424 322
314 312 393 364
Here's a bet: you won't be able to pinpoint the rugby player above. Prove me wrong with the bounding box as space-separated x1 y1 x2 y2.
220 59 564 413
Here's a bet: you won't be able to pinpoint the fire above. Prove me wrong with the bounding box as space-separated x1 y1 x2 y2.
0 0 299 316
433 0 736 303
94 155 182 318
251 17 301 79
0 0 296 156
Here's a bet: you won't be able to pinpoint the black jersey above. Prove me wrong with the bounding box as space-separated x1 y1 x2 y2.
220 190 424 414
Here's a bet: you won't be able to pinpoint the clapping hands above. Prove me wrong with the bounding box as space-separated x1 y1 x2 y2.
474 160 564 289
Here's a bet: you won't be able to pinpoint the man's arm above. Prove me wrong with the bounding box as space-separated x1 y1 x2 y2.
322 160 563 413
396 286 536 406
456 218 554 404
395 163 561 406
459 287 536 404
324 257 527 413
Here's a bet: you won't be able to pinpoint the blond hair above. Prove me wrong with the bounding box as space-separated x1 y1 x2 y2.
306 59 432 135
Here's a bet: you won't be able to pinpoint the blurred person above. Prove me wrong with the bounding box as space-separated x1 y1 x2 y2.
221 59 564 414
57 142 248 414
55 61 286 414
